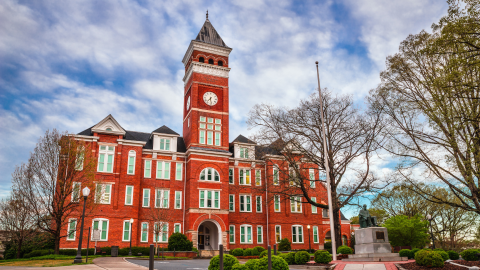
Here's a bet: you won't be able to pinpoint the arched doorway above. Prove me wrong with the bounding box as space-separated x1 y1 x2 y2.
324 231 331 242
197 220 222 250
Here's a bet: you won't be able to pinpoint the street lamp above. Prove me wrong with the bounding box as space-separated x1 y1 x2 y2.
426 214 435 249
74 187 90 263
128 218 134 256
307 225 311 252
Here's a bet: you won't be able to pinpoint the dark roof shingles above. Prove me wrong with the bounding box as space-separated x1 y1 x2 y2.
152 125 179 135
195 19 229 48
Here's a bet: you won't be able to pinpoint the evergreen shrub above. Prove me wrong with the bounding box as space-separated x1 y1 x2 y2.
314 250 332 264
278 238 291 251
255 255 289 270
208 254 239 270
447 250 459 260
231 248 244 256
295 251 310 264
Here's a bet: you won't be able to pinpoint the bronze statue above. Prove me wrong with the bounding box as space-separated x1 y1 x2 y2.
359 204 377 228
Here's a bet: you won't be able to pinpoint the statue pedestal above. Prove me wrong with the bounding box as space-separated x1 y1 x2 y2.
342 227 408 262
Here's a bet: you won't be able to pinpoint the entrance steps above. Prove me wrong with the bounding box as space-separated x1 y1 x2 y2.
199 250 219 258
342 253 408 262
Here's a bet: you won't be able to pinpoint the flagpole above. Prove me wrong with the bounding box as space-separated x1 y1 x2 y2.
316 61 337 261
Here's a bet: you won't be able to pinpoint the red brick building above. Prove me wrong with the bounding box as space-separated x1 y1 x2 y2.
60 16 351 254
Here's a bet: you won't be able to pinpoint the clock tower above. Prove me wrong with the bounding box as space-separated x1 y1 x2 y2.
182 14 232 151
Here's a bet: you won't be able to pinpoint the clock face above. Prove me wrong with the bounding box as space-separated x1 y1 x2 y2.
203 92 218 106
186 96 191 110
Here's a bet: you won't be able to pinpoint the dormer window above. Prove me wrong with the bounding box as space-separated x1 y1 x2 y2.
199 57 205 63
159 138 171 151
240 147 249 159
218 61 223 66
208 59 214 65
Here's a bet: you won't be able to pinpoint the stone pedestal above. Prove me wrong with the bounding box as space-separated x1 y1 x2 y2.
355 227 391 254
342 227 408 262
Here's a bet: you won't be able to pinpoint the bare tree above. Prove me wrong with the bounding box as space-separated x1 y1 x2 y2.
0 196 37 259
11 129 97 254
247 91 386 248
148 190 174 257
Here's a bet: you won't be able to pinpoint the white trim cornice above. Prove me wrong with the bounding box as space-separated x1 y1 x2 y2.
186 148 232 157
71 135 100 142
183 62 230 85
151 132 180 138
117 139 147 146
182 41 232 65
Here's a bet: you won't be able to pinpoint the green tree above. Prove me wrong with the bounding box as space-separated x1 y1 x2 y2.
383 215 429 248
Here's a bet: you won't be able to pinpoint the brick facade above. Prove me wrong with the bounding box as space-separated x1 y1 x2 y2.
60 17 351 252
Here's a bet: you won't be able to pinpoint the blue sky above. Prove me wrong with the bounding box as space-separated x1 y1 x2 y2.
0 0 448 217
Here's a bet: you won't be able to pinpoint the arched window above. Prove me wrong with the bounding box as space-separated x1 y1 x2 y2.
208 59 214 65
106 128 112 131
218 61 223 66
127 150 136 175
199 57 205 63
200 168 220 182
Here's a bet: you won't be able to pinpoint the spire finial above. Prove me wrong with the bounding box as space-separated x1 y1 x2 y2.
206 10 208 20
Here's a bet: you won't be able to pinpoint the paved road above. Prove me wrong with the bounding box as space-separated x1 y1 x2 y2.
127 259 209 270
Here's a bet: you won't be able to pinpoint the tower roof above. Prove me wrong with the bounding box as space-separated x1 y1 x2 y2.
195 16 229 48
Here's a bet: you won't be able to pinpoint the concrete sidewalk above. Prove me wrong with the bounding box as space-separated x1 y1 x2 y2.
93 257 147 269
334 259 415 270
0 257 145 270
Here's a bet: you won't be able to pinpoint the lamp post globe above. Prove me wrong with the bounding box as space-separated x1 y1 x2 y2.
74 186 90 263
128 219 134 256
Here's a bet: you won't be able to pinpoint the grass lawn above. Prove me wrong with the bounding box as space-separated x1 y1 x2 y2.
0 255 104 267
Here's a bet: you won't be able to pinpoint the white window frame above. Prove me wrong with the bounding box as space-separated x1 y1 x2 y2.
175 191 182 209
97 145 115 173
141 222 148 242
71 182 81 203
174 223 181 233
290 196 302 213
257 226 263 244
292 225 304 243
229 194 235 212
159 138 171 151
323 208 329 218
273 166 279 185
229 168 234 184
175 163 183 180
199 190 220 209
255 170 261 186
199 168 220 182
275 225 282 243
143 189 150 207
91 218 109 241
155 189 170 208
67 219 77 240
207 131 213 145
240 147 249 159
156 161 171 180
144 160 151 178
309 168 315 188
125 185 133 206
215 132 221 146
95 183 112 204
229 225 235 243
274 195 281 212
127 150 136 175
256 196 262 213
313 226 319 243
311 197 317 214
123 220 132 242
200 130 205 144
239 194 252 212
239 169 251 185
156 223 169 243
240 224 253 244
75 146 85 171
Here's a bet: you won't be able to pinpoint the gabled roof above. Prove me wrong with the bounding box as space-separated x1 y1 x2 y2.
91 114 126 135
232 134 256 144
152 125 179 136
195 18 229 48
